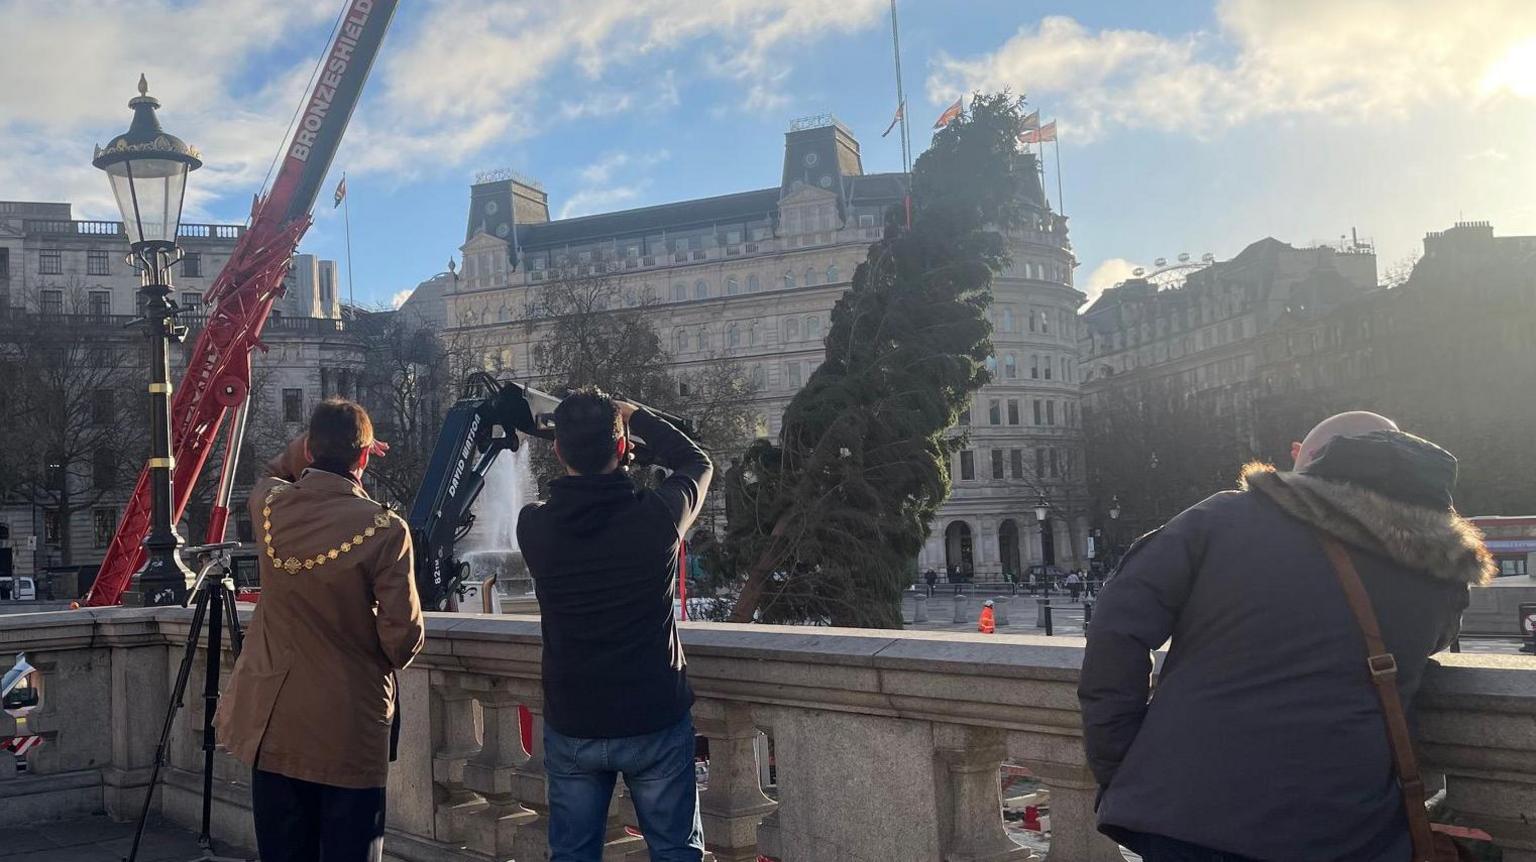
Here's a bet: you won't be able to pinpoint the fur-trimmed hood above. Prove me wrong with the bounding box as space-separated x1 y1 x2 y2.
1240 463 1495 585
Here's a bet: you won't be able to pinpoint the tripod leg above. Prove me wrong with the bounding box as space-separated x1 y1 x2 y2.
198 584 223 850
222 580 243 659
126 587 213 862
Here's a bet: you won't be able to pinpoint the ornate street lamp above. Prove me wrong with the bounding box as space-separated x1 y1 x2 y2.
93 75 202 606
1108 494 1121 522
1034 495 1049 523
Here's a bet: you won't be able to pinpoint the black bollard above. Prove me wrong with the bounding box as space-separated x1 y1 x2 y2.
1043 603 1054 637
1084 599 1093 626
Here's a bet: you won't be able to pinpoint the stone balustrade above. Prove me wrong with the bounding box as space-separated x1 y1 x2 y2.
0 608 1533 861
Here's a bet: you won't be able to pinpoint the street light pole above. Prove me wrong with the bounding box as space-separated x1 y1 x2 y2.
93 76 203 606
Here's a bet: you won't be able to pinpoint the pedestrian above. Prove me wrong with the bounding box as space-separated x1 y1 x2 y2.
1065 570 1082 602
215 399 424 862
924 568 938 595
978 599 996 634
0 579 11 601
1079 412 1492 862
518 388 711 860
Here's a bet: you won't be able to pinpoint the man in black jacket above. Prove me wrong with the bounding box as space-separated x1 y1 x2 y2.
517 388 710 862
1079 412 1494 861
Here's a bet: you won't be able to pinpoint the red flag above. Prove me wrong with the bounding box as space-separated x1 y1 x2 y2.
1018 120 1057 144
882 102 904 138
1020 109 1040 131
932 98 963 130
333 175 347 208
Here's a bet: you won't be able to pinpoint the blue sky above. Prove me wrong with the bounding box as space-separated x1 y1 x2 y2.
6 1 1536 307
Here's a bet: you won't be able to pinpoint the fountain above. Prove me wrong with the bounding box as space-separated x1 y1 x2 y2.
458 444 538 612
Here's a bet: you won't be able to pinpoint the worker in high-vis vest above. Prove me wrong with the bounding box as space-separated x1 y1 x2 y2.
978 599 996 634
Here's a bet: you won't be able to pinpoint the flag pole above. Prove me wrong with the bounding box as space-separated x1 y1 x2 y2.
889 0 913 227
1053 136 1065 215
342 172 356 314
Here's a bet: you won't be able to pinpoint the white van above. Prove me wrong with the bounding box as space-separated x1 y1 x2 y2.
0 577 36 601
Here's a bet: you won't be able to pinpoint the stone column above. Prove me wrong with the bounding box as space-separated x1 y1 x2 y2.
430 672 487 844
1023 764 1126 862
510 700 554 862
697 701 776 862
954 594 969 624
934 725 1029 861
461 683 538 858
104 641 165 820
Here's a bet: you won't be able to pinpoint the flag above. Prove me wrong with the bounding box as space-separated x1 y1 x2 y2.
333 175 347 208
932 97 963 130
881 102 905 138
1020 109 1040 131
1018 120 1057 144
0 735 42 756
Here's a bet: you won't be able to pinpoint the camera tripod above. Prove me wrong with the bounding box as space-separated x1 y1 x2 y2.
125 541 247 862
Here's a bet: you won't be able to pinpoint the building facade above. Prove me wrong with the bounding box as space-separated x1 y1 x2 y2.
433 117 1090 576
0 200 356 582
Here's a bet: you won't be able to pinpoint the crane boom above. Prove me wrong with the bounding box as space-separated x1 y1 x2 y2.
85 0 398 606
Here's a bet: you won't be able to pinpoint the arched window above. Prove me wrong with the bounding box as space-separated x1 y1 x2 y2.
1002 308 1013 332
727 323 740 347
786 317 800 340
747 274 761 293
672 283 686 301
1004 353 1017 378
825 263 839 283
727 277 739 295
748 321 759 345
624 288 637 307
695 280 708 299
674 329 687 352
985 355 997 373
783 271 795 289
696 328 709 351
750 364 764 387
806 316 821 340
803 267 816 286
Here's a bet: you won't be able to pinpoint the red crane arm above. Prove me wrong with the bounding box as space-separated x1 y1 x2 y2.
85 0 399 606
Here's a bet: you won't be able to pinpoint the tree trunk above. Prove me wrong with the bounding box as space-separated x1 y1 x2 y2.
726 513 794 623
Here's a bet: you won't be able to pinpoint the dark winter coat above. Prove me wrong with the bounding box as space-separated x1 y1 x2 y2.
1079 431 1493 861
517 409 711 740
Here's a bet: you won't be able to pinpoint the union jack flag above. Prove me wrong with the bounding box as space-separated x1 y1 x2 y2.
0 735 43 756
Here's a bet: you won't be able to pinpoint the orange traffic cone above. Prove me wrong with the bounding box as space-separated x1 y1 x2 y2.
978 601 996 634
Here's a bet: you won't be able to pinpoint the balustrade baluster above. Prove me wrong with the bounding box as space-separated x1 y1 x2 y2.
935 725 1029 861
430 672 487 844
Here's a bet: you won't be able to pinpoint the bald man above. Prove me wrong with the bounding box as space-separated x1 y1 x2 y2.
1079 413 1493 862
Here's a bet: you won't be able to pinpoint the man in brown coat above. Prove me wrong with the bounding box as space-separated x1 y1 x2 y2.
214 399 424 862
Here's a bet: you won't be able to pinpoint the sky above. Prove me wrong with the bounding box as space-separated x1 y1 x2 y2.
5 0 1536 309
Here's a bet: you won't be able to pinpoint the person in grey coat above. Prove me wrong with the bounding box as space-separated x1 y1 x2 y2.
1079 412 1495 861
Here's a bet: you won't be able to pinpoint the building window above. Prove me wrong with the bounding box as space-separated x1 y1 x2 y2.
181 292 201 311
1046 400 1056 425
1030 355 1040 379
960 450 975 481
786 317 800 340
959 402 971 425
94 508 116 548
1043 357 1053 380
1049 447 1060 477
750 365 764 388
727 324 740 347
674 329 688 352
92 389 114 425
1035 448 1046 478
989 399 1001 425
183 253 201 277
93 447 117 490
672 283 686 301
991 449 1005 480
282 389 304 423
87 250 111 276
826 264 839 282
43 510 62 547
1002 308 1013 332
41 290 64 315
803 267 816 286
1501 558 1529 577
695 280 709 299
1033 399 1043 425
1007 399 1020 425
88 291 111 316
783 271 795 289
806 316 821 340
696 329 708 351
1010 448 1024 479
1028 308 1037 333
786 361 803 388
39 249 62 275
727 277 739 295
748 274 760 293
1041 311 1050 333
1005 354 1017 378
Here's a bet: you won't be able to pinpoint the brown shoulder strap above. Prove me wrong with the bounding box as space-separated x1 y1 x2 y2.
1318 535 1438 862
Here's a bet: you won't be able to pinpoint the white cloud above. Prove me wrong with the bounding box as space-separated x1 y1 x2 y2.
1082 258 1144 304
390 288 415 309
559 149 670 218
929 1 1536 140
559 186 645 220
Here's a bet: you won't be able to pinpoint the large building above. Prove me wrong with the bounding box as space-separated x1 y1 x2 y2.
0 200 356 582
433 115 1090 575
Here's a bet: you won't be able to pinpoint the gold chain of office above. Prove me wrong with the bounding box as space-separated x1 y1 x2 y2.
262 483 394 575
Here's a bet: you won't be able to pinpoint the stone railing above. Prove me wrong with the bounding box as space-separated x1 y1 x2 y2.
1 609 1533 862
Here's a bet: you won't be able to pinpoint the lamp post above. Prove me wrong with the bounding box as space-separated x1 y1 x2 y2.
93 75 202 606
1107 494 1122 565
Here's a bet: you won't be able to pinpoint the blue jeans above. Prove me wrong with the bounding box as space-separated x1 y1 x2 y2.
544 713 706 861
